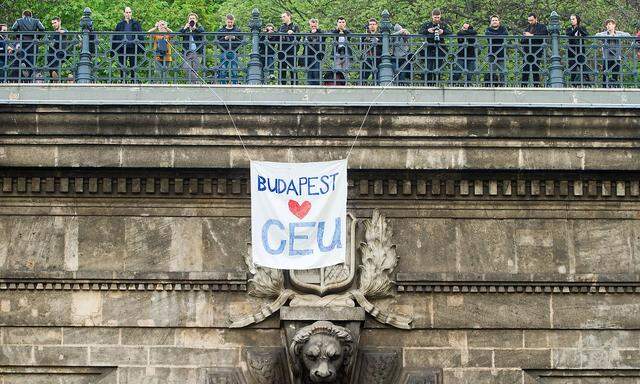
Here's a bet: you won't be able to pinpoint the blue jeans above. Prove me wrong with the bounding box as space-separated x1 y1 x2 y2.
307 61 321 85
219 52 239 84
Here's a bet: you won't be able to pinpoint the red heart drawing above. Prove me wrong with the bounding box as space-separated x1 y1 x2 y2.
288 200 312 220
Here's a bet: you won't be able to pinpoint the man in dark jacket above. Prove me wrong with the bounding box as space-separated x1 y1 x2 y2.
11 10 45 82
46 17 68 81
419 9 451 86
112 7 143 82
331 17 351 85
304 18 324 85
179 13 206 84
216 14 243 84
360 18 381 85
521 13 548 87
453 22 477 85
484 15 508 86
277 11 300 84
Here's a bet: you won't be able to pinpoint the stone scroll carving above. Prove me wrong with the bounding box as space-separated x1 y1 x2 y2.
290 321 355 384
229 210 412 330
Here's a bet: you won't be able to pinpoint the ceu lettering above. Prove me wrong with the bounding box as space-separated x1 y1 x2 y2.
250 159 347 270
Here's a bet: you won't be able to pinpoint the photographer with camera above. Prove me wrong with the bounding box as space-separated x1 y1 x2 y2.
179 13 206 84
331 17 351 85
419 9 451 86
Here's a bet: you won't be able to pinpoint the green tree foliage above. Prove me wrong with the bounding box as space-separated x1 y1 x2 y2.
0 0 637 33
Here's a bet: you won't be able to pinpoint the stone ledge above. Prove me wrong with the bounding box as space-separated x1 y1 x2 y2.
280 306 366 321
1 84 639 108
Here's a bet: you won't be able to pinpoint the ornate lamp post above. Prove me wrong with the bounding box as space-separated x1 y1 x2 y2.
77 7 94 84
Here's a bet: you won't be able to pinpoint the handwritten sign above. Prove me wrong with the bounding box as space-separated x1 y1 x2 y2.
250 159 347 270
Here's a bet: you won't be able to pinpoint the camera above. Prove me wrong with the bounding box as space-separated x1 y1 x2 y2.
433 24 441 42
189 20 195 27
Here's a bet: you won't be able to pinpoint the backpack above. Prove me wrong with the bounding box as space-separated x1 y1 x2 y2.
156 37 168 56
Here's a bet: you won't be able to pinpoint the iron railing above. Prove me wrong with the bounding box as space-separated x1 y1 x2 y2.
1 9 638 88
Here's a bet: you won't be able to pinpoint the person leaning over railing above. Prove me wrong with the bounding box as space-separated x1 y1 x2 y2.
331 17 352 86
112 7 143 83
303 18 324 85
179 13 205 84
259 23 278 82
484 15 508 86
565 14 590 86
46 16 68 81
277 11 300 85
11 10 45 82
391 22 411 85
521 13 548 87
360 18 381 85
216 14 243 85
595 18 630 88
148 20 172 83
636 28 640 61
419 9 451 86
453 22 477 86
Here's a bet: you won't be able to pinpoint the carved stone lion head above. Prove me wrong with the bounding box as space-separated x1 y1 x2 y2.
290 321 354 384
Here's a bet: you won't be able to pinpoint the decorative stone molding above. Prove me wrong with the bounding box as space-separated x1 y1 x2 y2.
1 174 639 200
396 273 640 294
244 347 290 384
0 272 247 292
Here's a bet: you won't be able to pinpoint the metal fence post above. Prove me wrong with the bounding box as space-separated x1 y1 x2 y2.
378 10 394 85
548 11 564 88
77 7 94 84
247 8 263 85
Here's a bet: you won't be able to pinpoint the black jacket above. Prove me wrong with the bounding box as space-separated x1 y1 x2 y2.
522 23 549 55
304 29 325 64
179 25 206 54
485 25 508 57
217 25 243 52
278 22 300 55
332 29 352 57
419 21 451 44
361 32 381 59
112 19 143 52
11 16 45 41
565 25 588 55
259 32 279 56
456 27 477 58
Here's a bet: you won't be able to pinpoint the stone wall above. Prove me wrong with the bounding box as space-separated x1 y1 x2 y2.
1 86 640 384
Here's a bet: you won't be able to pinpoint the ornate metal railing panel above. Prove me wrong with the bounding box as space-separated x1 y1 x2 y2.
0 14 638 88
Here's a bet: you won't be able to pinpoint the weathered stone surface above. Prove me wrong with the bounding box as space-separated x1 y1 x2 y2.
443 369 523 384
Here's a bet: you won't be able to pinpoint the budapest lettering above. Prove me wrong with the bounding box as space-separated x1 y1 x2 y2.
250 160 347 270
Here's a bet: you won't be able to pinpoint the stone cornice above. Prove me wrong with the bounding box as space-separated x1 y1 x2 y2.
1 173 640 200
0 271 247 292
396 273 640 294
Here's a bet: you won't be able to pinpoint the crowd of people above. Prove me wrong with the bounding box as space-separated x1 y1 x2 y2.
1 7 639 87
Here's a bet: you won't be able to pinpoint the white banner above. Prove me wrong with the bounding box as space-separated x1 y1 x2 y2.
250 159 347 270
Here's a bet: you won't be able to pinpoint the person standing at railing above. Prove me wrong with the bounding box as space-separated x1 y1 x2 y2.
112 7 143 83
277 11 301 85
216 14 243 85
46 17 68 82
419 9 451 86
179 13 206 84
636 28 640 61
391 23 411 85
484 15 508 87
595 19 630 88
304 19 324 85
360 18 381 85
453 22 477 86
521 13 548 87
11 10 45 82
148 20 172 83
0 24 13 82
331 17 352 85
260 23 278 82
565 14 590 87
